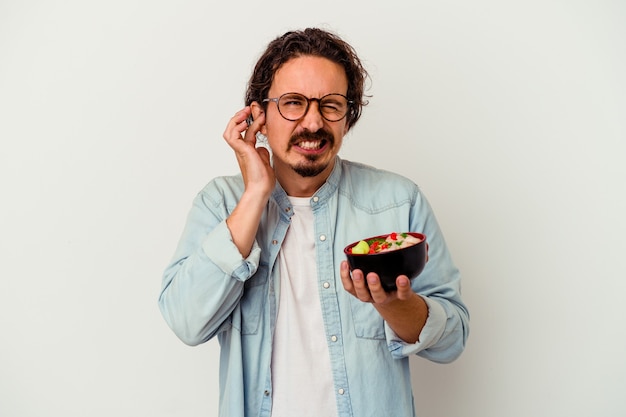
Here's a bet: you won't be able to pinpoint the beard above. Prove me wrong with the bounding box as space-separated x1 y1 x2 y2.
288 129 335 178
293 157 328 177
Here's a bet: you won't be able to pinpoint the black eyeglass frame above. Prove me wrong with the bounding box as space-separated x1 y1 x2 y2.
262 92 354 122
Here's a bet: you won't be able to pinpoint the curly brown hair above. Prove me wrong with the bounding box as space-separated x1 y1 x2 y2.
245 28 370 130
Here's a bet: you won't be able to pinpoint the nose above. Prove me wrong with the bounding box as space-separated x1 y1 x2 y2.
299 100 324 132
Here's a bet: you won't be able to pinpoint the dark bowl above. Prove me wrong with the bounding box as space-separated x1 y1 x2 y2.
343 232 427 292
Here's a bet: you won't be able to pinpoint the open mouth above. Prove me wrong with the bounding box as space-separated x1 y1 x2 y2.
296 139 327 151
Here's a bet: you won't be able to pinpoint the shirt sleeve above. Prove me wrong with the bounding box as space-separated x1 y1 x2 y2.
158 183 262 346
202 219 262 281
385 295 447 357
384 185 470 362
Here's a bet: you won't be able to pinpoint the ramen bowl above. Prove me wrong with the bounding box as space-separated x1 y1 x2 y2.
343 232 427 292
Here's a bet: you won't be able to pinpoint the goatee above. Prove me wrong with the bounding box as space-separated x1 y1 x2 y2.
293 158 329 177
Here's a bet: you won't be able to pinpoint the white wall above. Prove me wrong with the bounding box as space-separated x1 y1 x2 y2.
1 1 624 416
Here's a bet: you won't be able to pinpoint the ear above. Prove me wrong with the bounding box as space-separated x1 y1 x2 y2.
250 101 267 133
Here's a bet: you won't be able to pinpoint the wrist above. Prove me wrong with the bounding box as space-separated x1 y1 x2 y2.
243 182 273 202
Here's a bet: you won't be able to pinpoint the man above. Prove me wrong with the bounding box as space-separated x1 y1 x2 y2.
159 27 469 417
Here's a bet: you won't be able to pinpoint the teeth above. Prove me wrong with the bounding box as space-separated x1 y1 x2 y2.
299 140 321 150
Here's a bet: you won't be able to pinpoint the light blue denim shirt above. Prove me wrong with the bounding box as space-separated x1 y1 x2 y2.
159 157 469 417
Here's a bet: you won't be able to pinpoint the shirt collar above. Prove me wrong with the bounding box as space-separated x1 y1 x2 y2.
271 156 343 209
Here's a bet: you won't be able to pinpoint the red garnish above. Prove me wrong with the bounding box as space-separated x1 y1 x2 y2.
390 232 397 240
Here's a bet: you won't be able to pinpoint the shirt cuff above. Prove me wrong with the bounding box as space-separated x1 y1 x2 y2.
385 295 447 358
201 220 262 281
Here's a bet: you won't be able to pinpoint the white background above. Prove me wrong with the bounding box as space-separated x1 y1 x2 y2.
1 1 625 416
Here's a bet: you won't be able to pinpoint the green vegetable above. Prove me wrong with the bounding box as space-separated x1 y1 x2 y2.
351 240 370 254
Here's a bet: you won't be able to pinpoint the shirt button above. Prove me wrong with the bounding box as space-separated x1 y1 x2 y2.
272 240 278 245
319 234 326 241
323 282 330 289
312 196 319 203
338 388 345 395
264 390 270 396
331 335 338 342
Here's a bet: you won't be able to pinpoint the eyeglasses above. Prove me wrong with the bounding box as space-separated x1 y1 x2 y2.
263 92 352 122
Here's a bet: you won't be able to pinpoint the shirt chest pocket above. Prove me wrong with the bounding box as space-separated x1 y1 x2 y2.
237 263 269 335
348 297 386 340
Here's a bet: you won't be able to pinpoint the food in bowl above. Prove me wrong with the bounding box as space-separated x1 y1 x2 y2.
343 232 427 292
349 232 423 254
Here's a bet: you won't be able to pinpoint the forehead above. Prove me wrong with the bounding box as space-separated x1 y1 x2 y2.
270 55 348 96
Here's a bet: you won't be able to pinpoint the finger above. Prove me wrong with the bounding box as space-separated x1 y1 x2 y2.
223 107 252 145
339 261 356 295
351 269 373 302
248 109 265 130
232 107 251 127
366 273 389 303
243 105 266 141
394 275 413 301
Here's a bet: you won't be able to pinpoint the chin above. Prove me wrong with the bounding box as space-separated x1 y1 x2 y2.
292 162 328 178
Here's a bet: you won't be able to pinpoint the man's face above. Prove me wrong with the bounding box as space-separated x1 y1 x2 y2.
262 55 349 180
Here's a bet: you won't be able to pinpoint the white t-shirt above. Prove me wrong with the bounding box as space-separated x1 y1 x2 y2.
270 196 338 417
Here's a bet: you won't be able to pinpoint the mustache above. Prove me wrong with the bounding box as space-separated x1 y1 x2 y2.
289 129 334 147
